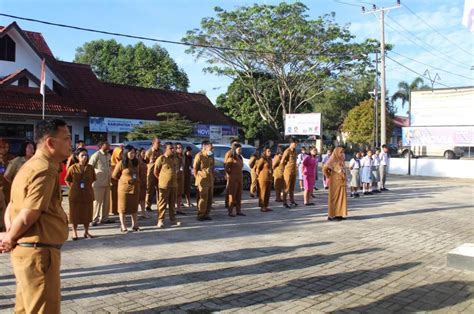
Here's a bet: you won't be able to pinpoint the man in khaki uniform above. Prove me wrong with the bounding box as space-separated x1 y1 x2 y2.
154 142 181 228
194 141 214 221
0 119 71 314
89 141 112 225
224 139 239 209
281 139 299 208
144 137 162 211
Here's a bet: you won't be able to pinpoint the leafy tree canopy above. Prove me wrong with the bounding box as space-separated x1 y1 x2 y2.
75 40 189 91
127 113 194 140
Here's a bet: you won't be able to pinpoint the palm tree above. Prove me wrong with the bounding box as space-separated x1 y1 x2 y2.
391 77 430 108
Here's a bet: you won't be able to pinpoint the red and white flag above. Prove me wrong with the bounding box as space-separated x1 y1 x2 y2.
40 58 46 96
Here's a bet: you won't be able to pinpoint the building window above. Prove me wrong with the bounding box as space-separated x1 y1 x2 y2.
0 35 16 62
18 77 29 87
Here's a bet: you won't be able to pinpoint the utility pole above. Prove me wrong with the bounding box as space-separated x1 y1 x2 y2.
363 1 401 146
375 51 379 148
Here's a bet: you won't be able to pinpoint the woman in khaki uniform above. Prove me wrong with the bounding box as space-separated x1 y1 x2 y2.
0 150 6 232
138 148 148 218
110 146 123 215
248 151 260 198
183 146 194 208
112 145 141 233
272 146 285 202
256 147 273 212
225 144 245 217
4 141 36 203
323 146 348 221
65 148 96 240
175 143 186 215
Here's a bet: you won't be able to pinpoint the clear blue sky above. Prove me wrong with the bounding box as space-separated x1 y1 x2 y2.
1 0 472 116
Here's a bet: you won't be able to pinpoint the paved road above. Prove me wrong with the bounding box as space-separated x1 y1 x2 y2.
1 175 473 313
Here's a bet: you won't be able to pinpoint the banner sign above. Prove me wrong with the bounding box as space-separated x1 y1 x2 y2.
193 124 238 138
285 113 321 136
402 126 474 146
89 117 150 133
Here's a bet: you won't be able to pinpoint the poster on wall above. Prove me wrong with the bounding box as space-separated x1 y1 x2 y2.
285 113 321 136
402 126 474 146
89 117 149 133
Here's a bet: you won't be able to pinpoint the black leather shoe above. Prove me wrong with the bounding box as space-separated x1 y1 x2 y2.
283 204 291 209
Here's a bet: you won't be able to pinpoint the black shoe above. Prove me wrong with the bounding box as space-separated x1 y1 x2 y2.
305 203 315 206
91 221 98 227
176 211 187 215
146 207 153 212
354 193 360 198
132 227 141 232
291 202 298 207
283 204 291 209
236 212 246 216
102 219 115 224
314 187 319 191
327 217 335 221
367 192 374 195
324 187 329 190
350 193 354 198
204 216 213 221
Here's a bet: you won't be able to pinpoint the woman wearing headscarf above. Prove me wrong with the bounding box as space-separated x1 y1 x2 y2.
65 148 96 240
225 143 245 217
322 146 348 221
112 145 141 233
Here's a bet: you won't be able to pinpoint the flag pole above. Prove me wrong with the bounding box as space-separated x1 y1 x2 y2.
40 58 46 120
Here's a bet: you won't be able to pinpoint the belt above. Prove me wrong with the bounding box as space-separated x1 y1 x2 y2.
17 243 62 250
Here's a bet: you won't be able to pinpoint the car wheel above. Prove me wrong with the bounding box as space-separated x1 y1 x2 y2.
402 150 412 158
444 150 455 159
243 171 251 190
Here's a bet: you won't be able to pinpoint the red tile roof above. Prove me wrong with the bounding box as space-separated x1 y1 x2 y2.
0 23 241 127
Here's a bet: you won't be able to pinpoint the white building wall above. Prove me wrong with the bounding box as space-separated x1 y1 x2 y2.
388 157 474 179
0 28 64 89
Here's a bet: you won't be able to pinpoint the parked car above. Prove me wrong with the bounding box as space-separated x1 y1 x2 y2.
398 145 464 159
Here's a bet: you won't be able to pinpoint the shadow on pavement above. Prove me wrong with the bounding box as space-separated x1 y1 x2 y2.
130 262 420 313
60 248 382 301
333 280 474 313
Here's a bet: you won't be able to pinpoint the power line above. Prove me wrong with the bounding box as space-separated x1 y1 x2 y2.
388 50 474 81
403 4 472 56
333 0 361 8
385 15 467 69
385 55 452 88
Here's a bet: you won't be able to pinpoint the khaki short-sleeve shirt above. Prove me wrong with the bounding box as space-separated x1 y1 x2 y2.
10 150 68 245
154 155 178 189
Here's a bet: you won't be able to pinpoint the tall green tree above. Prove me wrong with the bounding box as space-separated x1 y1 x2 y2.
127 113 194 140
311 73 375 132
216 74 281 141
391 77 430 108
75 40 189 91
342 99 395 145
183 2 378 140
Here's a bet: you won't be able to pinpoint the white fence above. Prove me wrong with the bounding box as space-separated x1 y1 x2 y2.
388 158 474 179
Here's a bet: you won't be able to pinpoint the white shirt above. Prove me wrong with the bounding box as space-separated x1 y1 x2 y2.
89 150 111 187
379 151 390 166
349 158 360 169
360 155 373 167
372 155 380 166
322 154 331 164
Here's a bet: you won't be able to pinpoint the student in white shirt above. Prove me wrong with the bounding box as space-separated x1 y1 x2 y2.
379 145 390 191
321 148 332 189
360 150 374 195
371 149 381 193
296 146 307 191
349 151 361 198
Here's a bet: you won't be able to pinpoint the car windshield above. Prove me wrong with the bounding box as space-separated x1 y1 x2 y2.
214 158 224 168
241 147 256 159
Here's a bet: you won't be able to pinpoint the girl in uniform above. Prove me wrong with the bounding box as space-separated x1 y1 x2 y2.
248 151 260 198
112 145 141 233
323 147 348 221
296 146 307 191
65 148 96 240
183 146 194 208
360 150 374 195
349 152 361 198
371 148 381 193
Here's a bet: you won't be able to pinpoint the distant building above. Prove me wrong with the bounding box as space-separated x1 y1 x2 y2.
0 22 241 146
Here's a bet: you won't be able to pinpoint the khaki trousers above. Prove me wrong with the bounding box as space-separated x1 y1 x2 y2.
197 185 213 219
250 169 258 195
157 187 177 222
12 247 61 314
258 179 271 208
93 185 110 223
283 170 296 204
145 172 158 209
227 177 243 213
